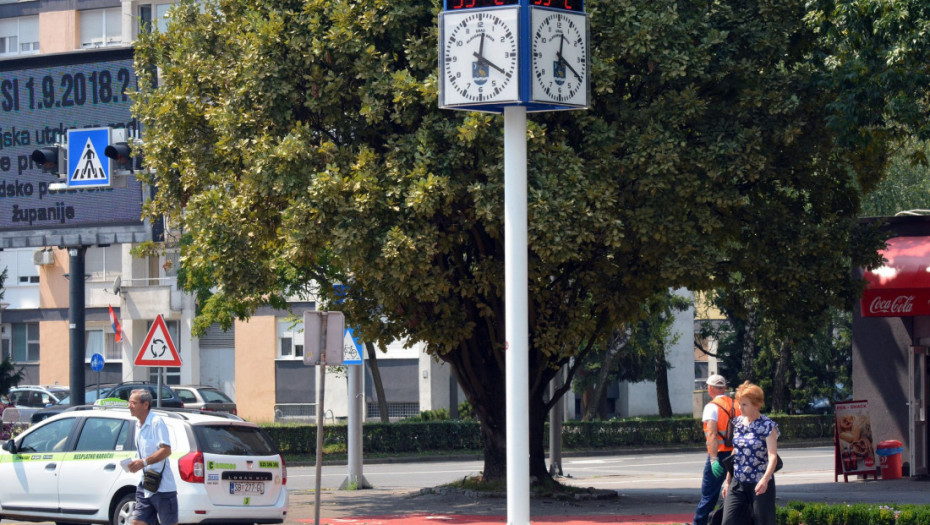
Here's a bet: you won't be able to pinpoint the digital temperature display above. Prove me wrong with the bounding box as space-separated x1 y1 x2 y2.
447 0 519 8
446 0 583 10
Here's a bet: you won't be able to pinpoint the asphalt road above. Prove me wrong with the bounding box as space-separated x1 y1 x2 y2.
290 445 838 492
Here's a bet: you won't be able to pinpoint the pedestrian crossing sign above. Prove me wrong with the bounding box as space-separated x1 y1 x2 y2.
67 128 111 187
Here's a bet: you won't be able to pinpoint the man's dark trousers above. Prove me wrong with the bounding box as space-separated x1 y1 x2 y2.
692 450 731 525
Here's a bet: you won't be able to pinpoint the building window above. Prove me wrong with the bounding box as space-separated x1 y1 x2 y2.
6 322 40 363
85 245 122 282
0 16 38 56
138 2 173 35
85 329 120 362
80 8 122 48
278 319 304 359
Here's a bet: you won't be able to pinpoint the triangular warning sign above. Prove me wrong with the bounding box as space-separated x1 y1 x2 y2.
71 138 107 181
134 314 182 367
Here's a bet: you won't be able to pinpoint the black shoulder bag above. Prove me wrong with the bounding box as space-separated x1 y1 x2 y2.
142 459 166 492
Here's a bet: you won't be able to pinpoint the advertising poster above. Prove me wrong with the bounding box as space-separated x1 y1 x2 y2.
0 48 147 246
835 400 877 475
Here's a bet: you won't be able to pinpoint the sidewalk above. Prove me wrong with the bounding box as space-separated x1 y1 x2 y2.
286 473 930 525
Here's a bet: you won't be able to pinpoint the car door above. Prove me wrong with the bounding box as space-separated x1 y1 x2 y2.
1 417 76 513
57 416 138 518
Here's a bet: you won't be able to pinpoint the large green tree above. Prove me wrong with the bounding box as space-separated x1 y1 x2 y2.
133 0 922 484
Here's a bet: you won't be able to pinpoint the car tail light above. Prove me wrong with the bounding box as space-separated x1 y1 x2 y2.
232 407 238 415
280 454 287 485
178 451 204 483
199 406 215 412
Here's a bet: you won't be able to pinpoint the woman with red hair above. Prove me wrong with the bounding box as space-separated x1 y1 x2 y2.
721 382 779 525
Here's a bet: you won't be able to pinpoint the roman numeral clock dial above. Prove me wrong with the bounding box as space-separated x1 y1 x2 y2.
440 8 520 107
531 8 589 107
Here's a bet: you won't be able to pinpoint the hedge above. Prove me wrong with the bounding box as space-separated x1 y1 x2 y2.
778 503 930 525
260 415 833 455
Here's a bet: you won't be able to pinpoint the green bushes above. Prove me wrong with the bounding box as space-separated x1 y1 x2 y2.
260 414 832 455
777 503 930 525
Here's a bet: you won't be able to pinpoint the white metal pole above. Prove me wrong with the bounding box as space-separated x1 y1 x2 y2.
341 363 370 489
504 105 529 525
314 319 327 525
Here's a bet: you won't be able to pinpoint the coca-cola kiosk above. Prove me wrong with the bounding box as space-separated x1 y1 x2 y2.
854 214 930 477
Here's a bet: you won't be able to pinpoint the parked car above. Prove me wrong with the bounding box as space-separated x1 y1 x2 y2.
8 385 69 408
96 381 184 409
31 383 118 424
0 405 288 524
173 385 238 415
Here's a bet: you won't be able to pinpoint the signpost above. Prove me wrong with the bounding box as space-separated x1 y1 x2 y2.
303 310 345 525
438 2 589 523
90 352 104 403
133 314 182 408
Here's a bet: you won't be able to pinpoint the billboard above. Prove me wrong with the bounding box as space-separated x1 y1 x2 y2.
0 48 152 248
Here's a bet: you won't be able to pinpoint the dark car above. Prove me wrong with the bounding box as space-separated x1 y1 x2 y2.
31 384 118 424
100 381 184 408
31 381 183 424
172 385 238 415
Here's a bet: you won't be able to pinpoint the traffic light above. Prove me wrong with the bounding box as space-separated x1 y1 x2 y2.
31 146 63 175
104 142 141 172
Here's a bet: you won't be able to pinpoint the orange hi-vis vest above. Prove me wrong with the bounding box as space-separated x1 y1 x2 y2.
704 396 740 453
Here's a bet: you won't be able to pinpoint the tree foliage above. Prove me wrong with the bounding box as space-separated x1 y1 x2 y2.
133 0 925 483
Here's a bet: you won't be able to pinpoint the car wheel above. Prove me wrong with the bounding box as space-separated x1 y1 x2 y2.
111 492 135 525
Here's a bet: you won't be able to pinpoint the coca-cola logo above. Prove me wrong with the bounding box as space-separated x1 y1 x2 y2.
869 295 915 314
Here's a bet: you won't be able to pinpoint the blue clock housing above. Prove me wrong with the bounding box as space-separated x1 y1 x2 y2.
440 0 588 113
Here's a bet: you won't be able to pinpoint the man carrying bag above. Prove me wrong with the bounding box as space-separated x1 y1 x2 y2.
691 374 740 525
128 389 178 525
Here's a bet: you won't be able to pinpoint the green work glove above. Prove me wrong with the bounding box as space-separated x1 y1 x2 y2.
711 458 725 478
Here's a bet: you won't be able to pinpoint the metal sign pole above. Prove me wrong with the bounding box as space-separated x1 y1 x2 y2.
314 318 327 525
504 105 530 525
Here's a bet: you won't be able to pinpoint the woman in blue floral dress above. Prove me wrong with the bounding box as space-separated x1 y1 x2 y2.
721 382 779 525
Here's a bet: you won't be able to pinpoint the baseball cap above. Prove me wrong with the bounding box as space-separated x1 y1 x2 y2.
706 374 726 388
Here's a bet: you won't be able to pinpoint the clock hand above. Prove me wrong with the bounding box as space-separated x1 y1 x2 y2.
558 33 565 65
473 52 508 75
556 51 583 82
479 32 485 61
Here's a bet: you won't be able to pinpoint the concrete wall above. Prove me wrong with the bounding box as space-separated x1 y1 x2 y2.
852 310 913 467
38 320 69 386
39 10 77 54
235 316 277 423
619 289 696 417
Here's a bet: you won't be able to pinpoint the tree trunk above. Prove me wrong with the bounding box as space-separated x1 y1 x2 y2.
364 341 390 423
772 341 789 413
654 343 672 418
739 300 758 383
583 330 629 421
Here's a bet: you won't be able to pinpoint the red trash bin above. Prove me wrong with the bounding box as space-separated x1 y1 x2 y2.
876 440 904 479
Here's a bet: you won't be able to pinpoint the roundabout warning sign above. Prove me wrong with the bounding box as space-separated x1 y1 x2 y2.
134 314 182 367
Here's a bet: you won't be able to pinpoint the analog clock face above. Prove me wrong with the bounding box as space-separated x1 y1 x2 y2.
531 9 588 106
440 8 520 107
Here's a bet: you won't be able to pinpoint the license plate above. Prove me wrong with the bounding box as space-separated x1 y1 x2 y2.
230 482 265 495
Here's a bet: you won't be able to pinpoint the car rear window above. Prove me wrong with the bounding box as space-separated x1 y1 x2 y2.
193 425 277 456
199 388 233 404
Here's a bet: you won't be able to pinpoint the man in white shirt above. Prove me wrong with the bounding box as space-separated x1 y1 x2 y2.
691 374 739 525
127 389 178 525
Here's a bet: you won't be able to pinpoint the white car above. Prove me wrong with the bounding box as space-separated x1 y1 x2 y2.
0 406 288 524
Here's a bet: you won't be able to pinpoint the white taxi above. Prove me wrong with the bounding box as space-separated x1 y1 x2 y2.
0 406 288 524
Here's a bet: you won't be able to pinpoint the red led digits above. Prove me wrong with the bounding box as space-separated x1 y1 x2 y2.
447 0 577 9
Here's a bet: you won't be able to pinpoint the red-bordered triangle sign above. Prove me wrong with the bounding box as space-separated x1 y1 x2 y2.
134 314 182 367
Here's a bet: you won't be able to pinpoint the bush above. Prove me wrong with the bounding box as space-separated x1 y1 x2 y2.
777 503 930 525
259 414 832 455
